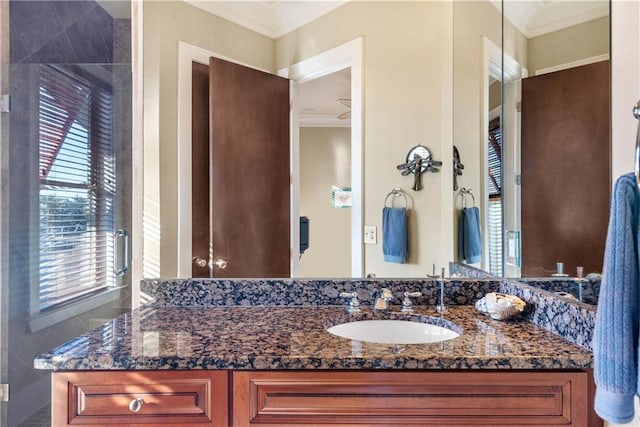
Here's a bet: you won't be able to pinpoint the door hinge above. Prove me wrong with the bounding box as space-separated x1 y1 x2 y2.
516 101 521 113
0 384 9 402
0 94 11 113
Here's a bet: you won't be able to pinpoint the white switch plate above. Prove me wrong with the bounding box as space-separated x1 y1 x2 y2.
363 226 377 244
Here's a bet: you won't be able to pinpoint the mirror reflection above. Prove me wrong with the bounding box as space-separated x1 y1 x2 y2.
501 1 610 281
141 0 610 305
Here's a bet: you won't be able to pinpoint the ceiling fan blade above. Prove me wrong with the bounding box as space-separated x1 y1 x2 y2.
337 111 351 120
337 98 351 108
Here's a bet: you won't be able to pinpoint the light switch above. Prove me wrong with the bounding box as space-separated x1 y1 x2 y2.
364 226 377 244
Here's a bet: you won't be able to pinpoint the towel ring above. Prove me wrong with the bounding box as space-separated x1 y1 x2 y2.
457 187 476 208
384 188 408 208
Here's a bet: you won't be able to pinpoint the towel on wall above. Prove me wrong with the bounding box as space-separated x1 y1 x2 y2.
458 207 482 263
594 172 640 424
382 207 408 263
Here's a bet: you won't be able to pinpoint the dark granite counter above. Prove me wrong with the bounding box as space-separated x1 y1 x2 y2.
34 304 592 371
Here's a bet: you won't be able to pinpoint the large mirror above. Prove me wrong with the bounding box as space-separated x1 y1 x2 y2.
501 1 610 281
452 0 609 305
143 1 461 280
141 0 610 302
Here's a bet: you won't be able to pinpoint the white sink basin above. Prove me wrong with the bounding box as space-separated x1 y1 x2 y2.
326 320 459 344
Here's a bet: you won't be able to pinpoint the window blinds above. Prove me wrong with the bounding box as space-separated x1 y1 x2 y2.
488 117 502 199
487 117 503 276
38 65 115 310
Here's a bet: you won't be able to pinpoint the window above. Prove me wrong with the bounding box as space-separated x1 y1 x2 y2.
37 65 116 311
487 117 503 276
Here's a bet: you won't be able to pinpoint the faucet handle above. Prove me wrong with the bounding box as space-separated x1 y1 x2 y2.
339 291 361 313
401 291 422 313
379 288 393 300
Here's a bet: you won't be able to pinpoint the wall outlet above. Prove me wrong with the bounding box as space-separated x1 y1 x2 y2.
363 225 377 244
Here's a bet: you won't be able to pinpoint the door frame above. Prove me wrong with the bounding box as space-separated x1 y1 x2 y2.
481 36 504 274
175 40 364 278
481 36 525 276
278 37 364 278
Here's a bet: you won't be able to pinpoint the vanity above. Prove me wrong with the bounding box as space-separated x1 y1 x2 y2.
35 278 601 426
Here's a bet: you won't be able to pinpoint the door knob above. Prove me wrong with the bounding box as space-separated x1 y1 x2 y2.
213 258 228 269
192 257 208 268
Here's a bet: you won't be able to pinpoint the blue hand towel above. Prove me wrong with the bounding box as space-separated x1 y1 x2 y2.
594 173 640 424
458 207 482 263
382 207 408 263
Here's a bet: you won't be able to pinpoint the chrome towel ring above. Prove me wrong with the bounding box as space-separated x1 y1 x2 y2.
457 187 476 208
384 188 408 208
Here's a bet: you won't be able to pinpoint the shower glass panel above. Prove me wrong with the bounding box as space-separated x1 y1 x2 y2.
1 1 132 425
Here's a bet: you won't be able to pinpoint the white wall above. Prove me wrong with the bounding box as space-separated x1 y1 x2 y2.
528 16 609 75
611 0 640 182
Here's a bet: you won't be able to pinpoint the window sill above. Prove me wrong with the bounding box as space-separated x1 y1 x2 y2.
29 285 126 332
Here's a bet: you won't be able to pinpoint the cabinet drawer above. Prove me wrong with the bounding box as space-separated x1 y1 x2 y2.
233 370 597 426
52 371 228 426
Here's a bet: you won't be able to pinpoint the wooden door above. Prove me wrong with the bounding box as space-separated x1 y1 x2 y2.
202 57 290 278
521 61 610 277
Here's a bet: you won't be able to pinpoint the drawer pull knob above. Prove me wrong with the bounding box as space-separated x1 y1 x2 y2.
128 397 144 413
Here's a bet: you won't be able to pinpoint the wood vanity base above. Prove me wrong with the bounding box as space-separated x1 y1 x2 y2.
52 369 601 427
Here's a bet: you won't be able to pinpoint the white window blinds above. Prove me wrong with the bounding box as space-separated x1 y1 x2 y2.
488 117 502 198
487 117 503 276
38 65 115 311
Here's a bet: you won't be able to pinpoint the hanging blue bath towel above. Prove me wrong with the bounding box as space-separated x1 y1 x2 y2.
594 173 640 424
458 206 482 263
383 207 408 263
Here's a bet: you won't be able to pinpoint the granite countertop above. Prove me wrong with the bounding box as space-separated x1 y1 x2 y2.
34 305 592 371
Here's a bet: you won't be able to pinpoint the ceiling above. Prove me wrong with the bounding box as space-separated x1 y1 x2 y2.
183 0 609 41
298 68 351 126
500 0 609 39
183 0 348 39
181 0 608 126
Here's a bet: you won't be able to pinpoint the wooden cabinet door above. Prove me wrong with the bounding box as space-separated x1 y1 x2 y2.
233 370 599 426
52 370 229 426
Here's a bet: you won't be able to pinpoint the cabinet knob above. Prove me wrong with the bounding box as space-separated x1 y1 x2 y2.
128 397 144 413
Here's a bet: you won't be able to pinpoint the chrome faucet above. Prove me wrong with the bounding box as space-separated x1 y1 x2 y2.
340 291 361 314
374 288 393 311
436 277 448 313
401 291 422 313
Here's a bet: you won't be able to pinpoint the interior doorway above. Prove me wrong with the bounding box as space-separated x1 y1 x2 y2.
177 39 363 278
297 69 352 277
279 37 364 278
